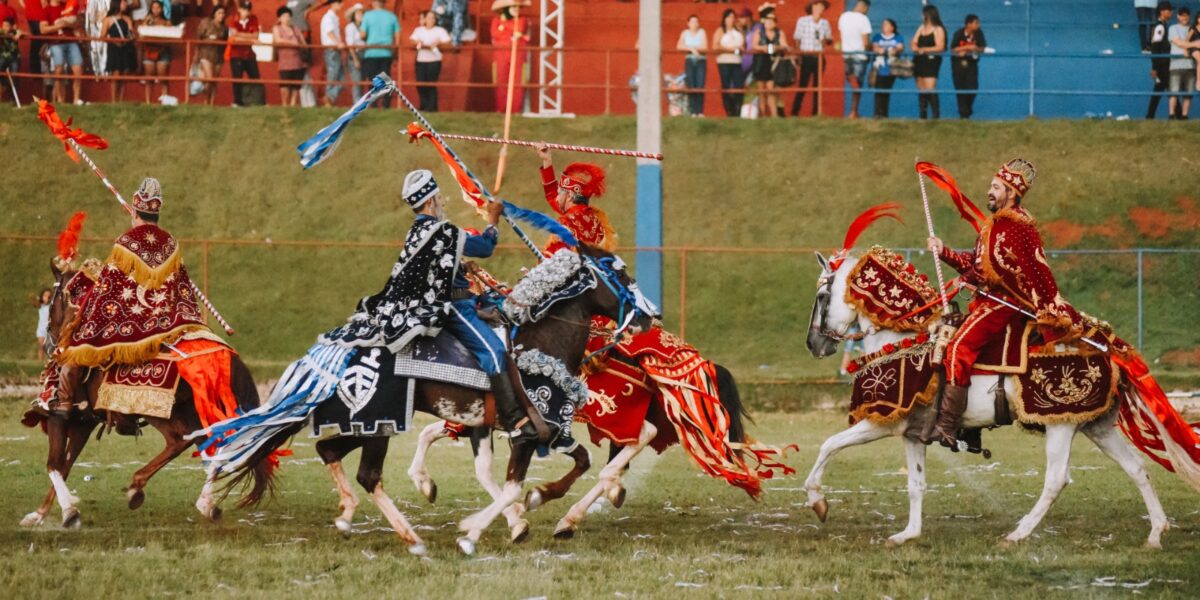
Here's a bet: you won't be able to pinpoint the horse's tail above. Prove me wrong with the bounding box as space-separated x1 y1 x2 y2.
715 363 753 443
1112 350 1200 493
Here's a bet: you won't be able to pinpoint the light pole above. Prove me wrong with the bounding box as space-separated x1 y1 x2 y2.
636 0 663 307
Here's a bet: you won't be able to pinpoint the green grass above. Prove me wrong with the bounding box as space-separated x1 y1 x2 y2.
2 106 1198 384
0 400 1198 598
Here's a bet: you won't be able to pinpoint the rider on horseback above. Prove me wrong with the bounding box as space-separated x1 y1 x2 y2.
922 158 1083 448
318 169 538 442
52 178 208 416
536 143 617 254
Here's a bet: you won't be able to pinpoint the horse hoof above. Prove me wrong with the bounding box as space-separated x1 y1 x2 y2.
511 519 531 544
209 506 223 522
608 485 626 509
553 523 576 540
525 488 544 511
335 518 353 534
811 498 829 523
999 535 1020 549
408 543 427 556
62 508 81 530
421 481 438 504
1145 539 1163 550
127 488 145 510
886 534 913 547
456 537 476 556
20 512 46 527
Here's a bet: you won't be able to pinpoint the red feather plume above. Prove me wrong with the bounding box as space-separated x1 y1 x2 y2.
562 163 606 199
842 202 904 251
916 161 984 233
57 212 87 263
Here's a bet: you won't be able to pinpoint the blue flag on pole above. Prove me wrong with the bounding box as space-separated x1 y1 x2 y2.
297 76 394 169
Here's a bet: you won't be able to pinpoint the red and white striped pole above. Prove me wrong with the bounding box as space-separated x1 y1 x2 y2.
432 132 665 161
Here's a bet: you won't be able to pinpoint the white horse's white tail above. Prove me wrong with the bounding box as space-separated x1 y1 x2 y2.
1113 351 1200 493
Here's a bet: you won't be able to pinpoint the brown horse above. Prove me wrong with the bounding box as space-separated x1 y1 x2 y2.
20 260 271 529
215 246 654 556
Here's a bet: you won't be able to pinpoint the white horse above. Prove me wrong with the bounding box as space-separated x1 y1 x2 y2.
802 250 1195 548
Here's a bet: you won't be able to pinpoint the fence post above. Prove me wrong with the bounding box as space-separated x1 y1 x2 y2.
202 240 210 297
605 50 612 115
183 40 191 105
1027 55 1036 118
1137 249 1144 350
679 249 688 340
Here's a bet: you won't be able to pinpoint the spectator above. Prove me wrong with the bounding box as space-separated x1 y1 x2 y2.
870 17 903 118
911 4 945 119
0 14 20 104
1190 11 1200 91
490 0 528 113
344 3 365 102
194 4 227 105
950 14 986 119
410 9 449 111
1168 6 1194 119
432 0 467 47
102 0 136 102
169 0 189 25
19 0 48 85
140 0 171 103
790 0 831 117
41 0 84 105
274 6 306 107
228 0 262 107
360 0 399 107
1137 0 1159 52
739 5 758 84
320 0 344 106
1147 2 1173 118
751 8 787 118
35 288 51 361
284 0 316 105
713 8 745 118
837 0 871 119
676 14 707 116
0 0 15 29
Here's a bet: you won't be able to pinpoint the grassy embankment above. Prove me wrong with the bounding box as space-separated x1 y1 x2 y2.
2 106 1197 396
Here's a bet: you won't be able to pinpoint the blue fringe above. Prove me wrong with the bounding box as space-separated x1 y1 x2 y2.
501 201 579 248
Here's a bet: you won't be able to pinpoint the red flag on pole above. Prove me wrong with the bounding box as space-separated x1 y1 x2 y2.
406 122 486 208
915 161 984 233
36 99 109 163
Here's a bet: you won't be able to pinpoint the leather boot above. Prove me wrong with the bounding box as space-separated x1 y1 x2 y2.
489 373 538 443
921 384 969 448
53 364 81 417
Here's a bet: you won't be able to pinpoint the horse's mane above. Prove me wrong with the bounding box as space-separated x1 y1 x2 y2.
503 249 585 323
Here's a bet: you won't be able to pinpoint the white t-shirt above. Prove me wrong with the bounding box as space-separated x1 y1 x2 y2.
410 25 451 62
320 8 341 47
345 22 364 49
838 10 872 54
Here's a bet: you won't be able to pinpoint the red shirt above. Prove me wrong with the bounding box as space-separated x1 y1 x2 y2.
227 14 260 60
22 0 44 23
0 3 18 25
41 2 76 36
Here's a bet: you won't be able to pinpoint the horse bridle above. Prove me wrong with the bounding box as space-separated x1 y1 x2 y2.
810 270 870 343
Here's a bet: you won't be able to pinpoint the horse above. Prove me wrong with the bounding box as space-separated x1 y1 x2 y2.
803 247 1198 548
405 360 755 539
210 246 655 556
20 259 272 529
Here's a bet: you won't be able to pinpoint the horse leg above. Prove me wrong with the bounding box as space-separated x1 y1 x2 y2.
407 421 448 503
804 418 895 522
43 415 83 529
458 440 535 555
1004 424 1077 545
526 443 592 511
317 437 363 534
355 437 426 555
1083 419 1169 549
471 432 532 543
23 418 94 527
887 437 928 546
130 424 194 513
554 421 656 539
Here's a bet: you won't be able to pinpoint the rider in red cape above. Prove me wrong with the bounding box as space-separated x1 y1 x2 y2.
53 178 208 415
536 143 617 255
923 158 1084 447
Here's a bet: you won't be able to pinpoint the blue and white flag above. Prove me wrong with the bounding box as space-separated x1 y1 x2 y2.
297 75 395 169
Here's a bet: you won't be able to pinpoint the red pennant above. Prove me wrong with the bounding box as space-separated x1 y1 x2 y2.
36 99 109 164
916 161 984 233
406 122 486 208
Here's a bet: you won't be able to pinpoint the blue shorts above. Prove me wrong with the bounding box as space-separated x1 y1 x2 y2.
49 43 83 69
844 55 868 80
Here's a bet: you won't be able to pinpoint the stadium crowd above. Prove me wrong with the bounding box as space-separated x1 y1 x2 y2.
0 0 1197 118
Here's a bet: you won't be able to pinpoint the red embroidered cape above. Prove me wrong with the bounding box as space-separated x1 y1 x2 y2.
940 206 1081 341
57 224 208 367
540 164 617 254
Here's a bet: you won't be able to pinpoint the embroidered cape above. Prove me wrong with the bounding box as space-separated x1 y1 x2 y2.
57 224 207 367
941 206 1081 340
320 218 465 352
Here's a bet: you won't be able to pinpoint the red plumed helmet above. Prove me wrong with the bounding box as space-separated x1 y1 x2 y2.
559 163 606 199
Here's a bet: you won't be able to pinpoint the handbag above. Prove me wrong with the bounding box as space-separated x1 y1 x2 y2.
772 56 797 87
891 57 914 79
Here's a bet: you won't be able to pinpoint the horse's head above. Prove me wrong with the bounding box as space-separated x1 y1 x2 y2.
45 257 101 356
577 245 658 335
806 251 861 359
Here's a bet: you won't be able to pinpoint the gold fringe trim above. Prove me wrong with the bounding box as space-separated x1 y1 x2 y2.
57 324 206 368
96 384 175 419
106 243 182 290
1010 354 1119 426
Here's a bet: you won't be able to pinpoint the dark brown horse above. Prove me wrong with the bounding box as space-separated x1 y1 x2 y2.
220 246 654 556
20 260 271 529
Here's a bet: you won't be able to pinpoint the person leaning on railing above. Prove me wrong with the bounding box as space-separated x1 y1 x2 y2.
677 14 707 117
750 6 787 118
870 17 904 119
343 2 365 102
713 8 745 118
194 4 228 105
41 0 84 105
140 0 172 103
790 0 831 117
273 6 307 107
102 0 137 102
228 0 262 107
0 14 20 105
911 3 946 119
319 0 345 107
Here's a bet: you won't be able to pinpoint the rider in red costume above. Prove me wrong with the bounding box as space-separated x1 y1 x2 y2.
536 143 617 255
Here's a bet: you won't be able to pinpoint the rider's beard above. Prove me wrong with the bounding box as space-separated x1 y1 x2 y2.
987 193 999 213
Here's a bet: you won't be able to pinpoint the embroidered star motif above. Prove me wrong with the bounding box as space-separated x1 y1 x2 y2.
889 285 903 298
120 287 135 301
144 232 157 244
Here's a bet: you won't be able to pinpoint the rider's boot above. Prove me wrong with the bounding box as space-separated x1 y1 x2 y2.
52 364 81 418
920 384 969 449
489 373 539 443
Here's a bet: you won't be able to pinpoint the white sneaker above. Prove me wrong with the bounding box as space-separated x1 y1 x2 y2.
73 99 85 105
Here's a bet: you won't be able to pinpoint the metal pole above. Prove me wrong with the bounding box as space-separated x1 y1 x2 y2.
636 0 663 307
1137 249 1144 349
1027 0 1035 117
679 249 687 339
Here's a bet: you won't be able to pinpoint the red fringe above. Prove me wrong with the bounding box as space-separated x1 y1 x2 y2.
57 212 87 263
1113 350 1200 472
916 162 985 233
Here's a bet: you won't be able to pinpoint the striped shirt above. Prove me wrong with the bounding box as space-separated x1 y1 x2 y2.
793 15 831 53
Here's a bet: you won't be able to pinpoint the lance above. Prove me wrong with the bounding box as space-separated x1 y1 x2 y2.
916 158 952 317
35 100 235 335
437 133 664 161
960 283 1108 352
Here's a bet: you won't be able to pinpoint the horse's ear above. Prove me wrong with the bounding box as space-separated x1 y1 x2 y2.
50 257 62 278
814 251 829 273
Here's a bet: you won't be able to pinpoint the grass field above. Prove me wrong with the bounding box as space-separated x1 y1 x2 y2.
2 107 1199 387
1 399 1199 599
